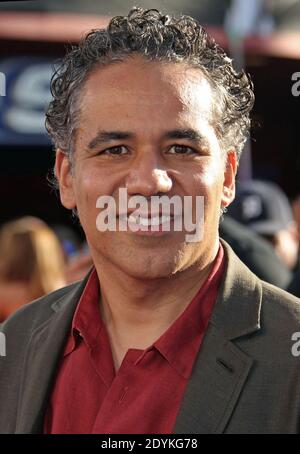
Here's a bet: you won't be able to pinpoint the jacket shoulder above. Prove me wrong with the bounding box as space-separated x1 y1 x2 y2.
0 280 84 434
235 279 300 364
0 281 82 335
261 280 300 318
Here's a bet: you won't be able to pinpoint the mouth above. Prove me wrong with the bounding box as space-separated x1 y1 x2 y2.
118 213 174 227
116 212 182 236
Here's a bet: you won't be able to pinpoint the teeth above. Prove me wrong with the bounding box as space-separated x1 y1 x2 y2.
126 215 171 226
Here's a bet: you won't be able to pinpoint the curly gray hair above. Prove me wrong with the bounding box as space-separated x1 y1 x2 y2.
46 7 254 165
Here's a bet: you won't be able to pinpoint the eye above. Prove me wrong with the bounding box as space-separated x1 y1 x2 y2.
99 146 128 156
168 145 198 156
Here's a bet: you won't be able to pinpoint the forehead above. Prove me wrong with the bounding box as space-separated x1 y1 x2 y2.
78 55 214 127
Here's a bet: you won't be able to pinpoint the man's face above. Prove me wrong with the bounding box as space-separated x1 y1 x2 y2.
56 55 236 279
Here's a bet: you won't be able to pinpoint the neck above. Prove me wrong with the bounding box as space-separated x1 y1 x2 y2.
93 243 219 360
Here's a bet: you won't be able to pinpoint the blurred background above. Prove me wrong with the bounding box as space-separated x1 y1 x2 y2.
0 0 300 320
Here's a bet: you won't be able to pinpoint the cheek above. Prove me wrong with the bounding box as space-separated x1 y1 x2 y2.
202 158 225 187
73 164 123 235
184 161 224 226
186 159 225 197
74 164 116 206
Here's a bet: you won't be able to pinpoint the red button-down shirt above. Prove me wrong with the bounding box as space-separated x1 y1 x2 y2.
44 244 224 434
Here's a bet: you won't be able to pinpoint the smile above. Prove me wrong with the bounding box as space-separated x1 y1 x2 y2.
124 214 173 227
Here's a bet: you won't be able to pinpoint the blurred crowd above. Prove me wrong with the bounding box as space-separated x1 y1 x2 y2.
1 179 300 322
222 180 300 292
0 217 93 322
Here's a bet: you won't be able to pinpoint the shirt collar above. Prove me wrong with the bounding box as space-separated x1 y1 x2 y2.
63 267 101 356
64 244 225 379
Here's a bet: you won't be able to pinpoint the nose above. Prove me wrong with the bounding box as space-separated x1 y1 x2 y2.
125 153 172 197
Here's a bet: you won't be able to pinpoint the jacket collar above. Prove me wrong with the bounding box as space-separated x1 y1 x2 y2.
210 239 262 340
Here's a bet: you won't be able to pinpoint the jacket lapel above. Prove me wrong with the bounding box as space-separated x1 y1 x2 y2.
15 277 89 434
173 323 254 433
174 241 262 434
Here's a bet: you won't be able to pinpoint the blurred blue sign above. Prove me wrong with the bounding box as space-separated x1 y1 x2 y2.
0 57 54 145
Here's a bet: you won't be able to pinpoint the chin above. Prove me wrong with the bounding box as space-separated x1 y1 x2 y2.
116 254 179 280
127 268 174 280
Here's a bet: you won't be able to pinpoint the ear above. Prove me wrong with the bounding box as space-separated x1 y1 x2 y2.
55 149 76 210
221 150 237 209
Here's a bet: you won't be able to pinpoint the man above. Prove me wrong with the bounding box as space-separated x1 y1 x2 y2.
0 7 299 434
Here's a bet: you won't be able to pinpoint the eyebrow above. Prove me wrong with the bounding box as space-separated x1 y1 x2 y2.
87 128 208 150
88 131 134 149
163 129 209 147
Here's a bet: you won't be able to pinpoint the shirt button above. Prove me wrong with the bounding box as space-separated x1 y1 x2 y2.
119 386 129 403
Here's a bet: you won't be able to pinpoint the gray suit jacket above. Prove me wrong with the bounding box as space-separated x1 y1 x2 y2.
0 241 300 434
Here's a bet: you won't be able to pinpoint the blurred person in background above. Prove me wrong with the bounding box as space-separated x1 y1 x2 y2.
53 224 94 284
286 194 300 297
219 215 292 288
227 179 299 272
0 216 66 322
292 193 300 241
